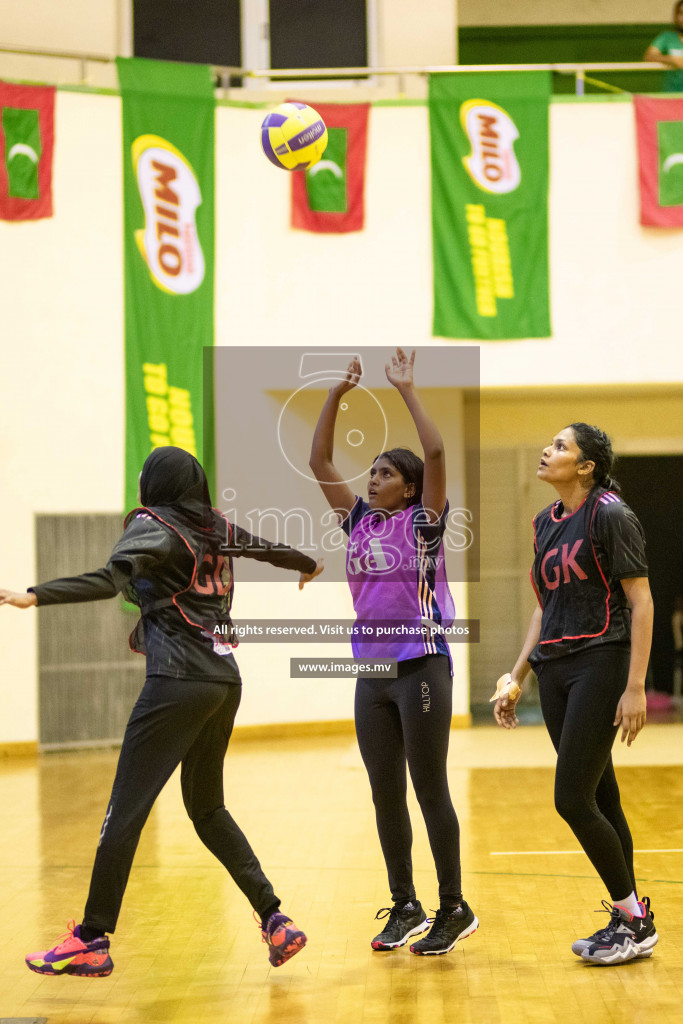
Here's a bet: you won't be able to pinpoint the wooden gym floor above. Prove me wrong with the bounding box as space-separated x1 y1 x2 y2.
1 724 682 1024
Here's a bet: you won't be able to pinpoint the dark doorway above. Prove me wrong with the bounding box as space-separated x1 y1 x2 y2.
617 455 683 694
269 0 368 70
134 0 241 66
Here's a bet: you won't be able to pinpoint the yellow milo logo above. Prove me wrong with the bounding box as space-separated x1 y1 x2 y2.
132 134 205 295
460 100 521 195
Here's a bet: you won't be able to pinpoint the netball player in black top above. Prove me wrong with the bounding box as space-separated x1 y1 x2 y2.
0 446 323 976
493 424 658 965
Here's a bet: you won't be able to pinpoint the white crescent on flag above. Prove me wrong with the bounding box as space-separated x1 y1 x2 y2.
7 143 39 164
308 159 343 179
662 153 683 173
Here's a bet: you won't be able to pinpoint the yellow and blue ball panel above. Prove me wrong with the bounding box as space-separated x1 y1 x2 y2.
261 102 328 171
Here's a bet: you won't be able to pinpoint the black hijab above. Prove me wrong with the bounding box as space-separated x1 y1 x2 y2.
139 446 221 533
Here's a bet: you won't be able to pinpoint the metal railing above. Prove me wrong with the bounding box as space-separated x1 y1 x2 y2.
234 62 657 96
0 43 668 94
0 43 113 86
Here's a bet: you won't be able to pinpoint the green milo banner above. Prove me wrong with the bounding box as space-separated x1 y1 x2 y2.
429 72 551 340
117 57 215 511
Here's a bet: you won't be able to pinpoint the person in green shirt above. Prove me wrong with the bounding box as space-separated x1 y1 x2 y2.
644 1 683 91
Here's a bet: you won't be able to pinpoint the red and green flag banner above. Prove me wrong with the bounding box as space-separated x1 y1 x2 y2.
117 57 215 511
634 96 683 227
429 72 551 340
291 103 370 233
0 81 55 221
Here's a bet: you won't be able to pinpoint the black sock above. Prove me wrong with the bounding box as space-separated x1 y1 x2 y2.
79 923 106 942
395 897 418 909
440 901 464 914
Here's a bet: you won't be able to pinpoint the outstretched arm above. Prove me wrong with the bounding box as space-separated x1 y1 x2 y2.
309 356 361 517
385 348 445 522
0 516 173 609
0 568 124 608
226 523 323 589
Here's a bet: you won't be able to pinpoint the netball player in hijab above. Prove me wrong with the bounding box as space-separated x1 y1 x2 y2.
0 446 323 976
309 349 478 957
493 424 657 965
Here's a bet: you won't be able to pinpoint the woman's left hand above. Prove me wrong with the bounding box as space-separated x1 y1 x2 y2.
614 686 647 746
385 348 415 391
0 590 37 609
299 558 324 590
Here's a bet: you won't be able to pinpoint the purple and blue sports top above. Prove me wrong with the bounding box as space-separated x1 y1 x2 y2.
341 497 455 670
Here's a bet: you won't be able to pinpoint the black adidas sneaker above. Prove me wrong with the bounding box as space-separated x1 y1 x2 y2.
371 900 429 950
409 901 479 956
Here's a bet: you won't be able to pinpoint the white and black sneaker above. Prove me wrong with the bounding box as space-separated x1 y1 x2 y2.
409 902 479 956
580 897 658 965
371 900 429 950
572 900 622 957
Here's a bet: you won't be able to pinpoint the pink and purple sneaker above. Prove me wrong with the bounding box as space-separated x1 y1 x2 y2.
25 920 113 977
261 911 307 967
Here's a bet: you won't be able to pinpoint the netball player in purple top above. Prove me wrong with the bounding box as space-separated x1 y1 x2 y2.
494 424 658 965
310 348 478 956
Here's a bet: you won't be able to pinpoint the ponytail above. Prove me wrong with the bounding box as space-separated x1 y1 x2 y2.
567 422 621 494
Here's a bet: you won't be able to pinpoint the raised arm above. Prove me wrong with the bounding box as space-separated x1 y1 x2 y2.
309 356 361 517
385 348 445 522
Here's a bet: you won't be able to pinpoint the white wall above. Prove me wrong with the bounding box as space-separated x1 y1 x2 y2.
216 98 683 384
1 91 124 743
2 91 682 742
458 0 675 26
377 0 457 65
0 0 121 54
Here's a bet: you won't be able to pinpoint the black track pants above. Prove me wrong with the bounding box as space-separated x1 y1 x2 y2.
536 646 636 901
83 676 278 933
354 654 462 906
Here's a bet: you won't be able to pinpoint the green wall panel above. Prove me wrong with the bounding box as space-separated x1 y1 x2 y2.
459 24 667 94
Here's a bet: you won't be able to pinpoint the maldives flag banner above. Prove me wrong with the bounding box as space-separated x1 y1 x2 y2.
0 81 55 221
291 103 370 233
429 72 551 340
634 96 683 227
117 57 216 512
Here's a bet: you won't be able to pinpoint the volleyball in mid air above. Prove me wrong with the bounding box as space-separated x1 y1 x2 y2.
260 102 328 171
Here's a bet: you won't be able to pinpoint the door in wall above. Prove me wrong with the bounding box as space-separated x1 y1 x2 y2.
36 514 145 748
614 455 683 695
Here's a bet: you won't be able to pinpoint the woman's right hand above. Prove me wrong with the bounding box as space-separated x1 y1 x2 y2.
493 681 521 730
0 590 37 609
331 356 362 397
298 558 324 590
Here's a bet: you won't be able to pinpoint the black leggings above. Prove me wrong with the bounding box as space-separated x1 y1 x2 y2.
536 646 636 901
83 676 278 934
354 655 462 906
